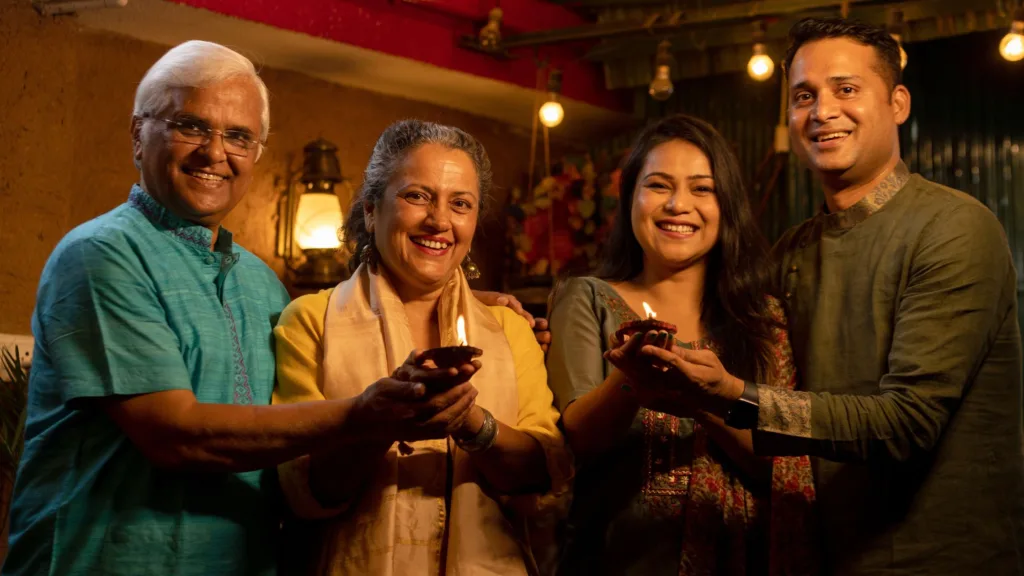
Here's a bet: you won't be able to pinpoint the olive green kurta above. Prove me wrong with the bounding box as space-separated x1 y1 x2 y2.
756 163 1024 575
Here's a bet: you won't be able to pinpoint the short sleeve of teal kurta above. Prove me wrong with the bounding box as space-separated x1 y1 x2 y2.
3 185 290 576
41 235 193 400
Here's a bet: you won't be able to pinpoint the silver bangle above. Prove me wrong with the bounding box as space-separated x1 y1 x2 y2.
454 407 499 453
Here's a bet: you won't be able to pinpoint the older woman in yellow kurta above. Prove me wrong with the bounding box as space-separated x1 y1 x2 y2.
273 119 569 576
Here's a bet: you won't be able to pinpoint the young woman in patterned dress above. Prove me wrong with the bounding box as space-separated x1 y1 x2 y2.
546 114 818 576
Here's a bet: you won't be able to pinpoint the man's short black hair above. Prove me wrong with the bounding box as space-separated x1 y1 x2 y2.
783 17 903 90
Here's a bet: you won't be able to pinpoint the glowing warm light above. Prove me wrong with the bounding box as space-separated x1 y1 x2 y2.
641 302 656 319
890 33 908 69
648 64 674 101
539 100 564 128
1001 32 1024 62
456 315 467 346
747 54 774 81
294 192 343 250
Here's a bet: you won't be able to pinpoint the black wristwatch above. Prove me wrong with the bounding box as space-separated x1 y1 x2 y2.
724 380 760 430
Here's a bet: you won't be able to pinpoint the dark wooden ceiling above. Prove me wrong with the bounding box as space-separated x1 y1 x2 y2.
498 0 1020 88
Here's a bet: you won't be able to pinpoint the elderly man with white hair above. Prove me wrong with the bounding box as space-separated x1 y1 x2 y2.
2 40 540 576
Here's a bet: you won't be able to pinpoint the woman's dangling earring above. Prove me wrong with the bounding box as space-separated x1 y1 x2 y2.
360 243 379 271
462 253 481 280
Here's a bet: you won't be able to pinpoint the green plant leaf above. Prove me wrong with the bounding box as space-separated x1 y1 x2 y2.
1 345 29 481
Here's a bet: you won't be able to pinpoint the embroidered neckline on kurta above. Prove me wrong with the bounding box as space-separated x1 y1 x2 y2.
822 161 911 231
594 280 713 351
593 279 709 511
126 184 252 405
128 184 232 252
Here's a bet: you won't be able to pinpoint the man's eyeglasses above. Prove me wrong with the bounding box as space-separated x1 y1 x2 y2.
151 117 261 158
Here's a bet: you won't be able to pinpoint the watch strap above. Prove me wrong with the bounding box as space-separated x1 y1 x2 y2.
724 380 760 430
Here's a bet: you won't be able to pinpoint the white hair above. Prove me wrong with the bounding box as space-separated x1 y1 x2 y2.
133 40 270 143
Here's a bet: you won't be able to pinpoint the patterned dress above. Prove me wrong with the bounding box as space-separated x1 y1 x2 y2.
546 277 817 576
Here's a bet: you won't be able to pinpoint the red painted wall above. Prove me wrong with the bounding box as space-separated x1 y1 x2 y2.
171 0 626 110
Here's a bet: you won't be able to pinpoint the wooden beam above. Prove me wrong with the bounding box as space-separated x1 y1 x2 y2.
587 0 1005 62
499 0 884 48
599 0 1014 88
586 13 809 61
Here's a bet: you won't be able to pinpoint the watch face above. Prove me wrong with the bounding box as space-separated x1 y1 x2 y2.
726 398 759 430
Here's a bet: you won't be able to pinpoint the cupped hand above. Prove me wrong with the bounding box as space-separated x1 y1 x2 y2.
635 343 745 415
603 330 675 403
353 377 479 443
393 349 480 393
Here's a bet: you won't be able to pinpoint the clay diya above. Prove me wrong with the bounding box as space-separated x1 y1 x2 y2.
419 315 483 369
615 301 678 343
398 316 482 456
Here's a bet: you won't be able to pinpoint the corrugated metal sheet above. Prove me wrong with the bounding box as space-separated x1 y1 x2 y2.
899 30 1024 327
622 29 1024 320
899 31 1024 284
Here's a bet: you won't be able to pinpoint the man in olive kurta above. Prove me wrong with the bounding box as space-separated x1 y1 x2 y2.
656 18 1024 575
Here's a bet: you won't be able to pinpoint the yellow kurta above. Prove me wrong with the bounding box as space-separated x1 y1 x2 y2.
272 286 568 575
274 287 561 454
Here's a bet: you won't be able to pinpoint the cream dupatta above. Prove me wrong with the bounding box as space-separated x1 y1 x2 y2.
301 264 530 575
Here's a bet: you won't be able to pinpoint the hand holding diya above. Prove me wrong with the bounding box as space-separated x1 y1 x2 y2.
615 302 678 344
609 303 678 395
418 315 483 384
397 316 482 456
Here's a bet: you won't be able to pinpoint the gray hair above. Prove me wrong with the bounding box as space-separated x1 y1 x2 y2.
344 119 493 265
133 40 270 143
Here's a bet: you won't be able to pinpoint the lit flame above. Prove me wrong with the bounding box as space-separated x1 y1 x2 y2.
456 315 467 346
641 302 656 319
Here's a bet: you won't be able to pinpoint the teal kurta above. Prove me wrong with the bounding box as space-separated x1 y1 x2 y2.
3 185 291 576
755 164 1024 575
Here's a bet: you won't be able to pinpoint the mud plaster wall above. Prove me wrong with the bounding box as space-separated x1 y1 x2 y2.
0 0 556 334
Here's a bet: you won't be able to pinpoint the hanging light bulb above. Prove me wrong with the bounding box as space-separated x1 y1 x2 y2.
649 66 673 100
1000 8 1024 62
649 40 674 101
538 68 564 128
887 11 908 70
747 43 775 81
891 33 908 69
539 99 564 128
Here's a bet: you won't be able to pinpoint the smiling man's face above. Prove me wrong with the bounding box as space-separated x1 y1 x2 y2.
132 75 263 231
787 37 909 187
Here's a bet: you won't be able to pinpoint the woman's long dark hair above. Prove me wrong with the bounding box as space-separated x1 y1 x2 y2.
598 114 779 381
